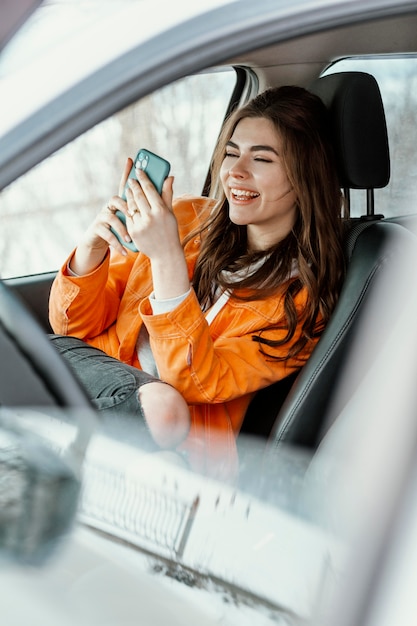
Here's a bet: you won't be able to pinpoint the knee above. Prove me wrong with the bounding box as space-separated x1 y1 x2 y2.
139 382 190 449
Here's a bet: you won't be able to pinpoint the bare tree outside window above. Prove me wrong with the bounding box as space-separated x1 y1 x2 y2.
0 70 235 278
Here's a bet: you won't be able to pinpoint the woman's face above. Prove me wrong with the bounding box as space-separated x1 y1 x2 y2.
220 116 297 251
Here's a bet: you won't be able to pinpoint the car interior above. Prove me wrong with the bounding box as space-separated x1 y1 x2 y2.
243 71 417 458
2 4 417 477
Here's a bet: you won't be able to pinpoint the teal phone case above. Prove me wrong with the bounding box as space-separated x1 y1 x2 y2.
111 149 171 252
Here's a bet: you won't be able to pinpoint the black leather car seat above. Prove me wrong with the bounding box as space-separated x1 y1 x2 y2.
242 72 417 456
269 219 417 451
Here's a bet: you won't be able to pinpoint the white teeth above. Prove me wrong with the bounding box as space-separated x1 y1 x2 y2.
231 188 259 198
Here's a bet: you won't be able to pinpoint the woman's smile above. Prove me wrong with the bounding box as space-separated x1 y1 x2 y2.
229 187 260 202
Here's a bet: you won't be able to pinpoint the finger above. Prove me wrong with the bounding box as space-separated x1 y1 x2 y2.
135 168 158 198
105 194 125 209
126 178 150 214
134 169 168 213
127 203 140 219
106 194 130 219
102 206 133 244
105 203 117 215
92 220 129 256
118 157 134 197
161 175 174 209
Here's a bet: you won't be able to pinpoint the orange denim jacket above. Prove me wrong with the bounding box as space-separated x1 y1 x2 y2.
49 196 318 479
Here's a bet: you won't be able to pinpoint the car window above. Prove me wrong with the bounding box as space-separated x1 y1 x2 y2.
323 57 417 219
0 68 236 279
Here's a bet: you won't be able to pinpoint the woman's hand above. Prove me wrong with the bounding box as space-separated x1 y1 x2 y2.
125 167 178 260
125 167 190 300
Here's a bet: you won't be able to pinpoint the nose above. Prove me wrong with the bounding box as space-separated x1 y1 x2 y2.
229 155 248 179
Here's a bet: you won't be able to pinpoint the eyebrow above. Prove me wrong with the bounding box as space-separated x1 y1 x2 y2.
226 140 279 156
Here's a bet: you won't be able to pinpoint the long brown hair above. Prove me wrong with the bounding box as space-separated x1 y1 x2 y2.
190 86 345 361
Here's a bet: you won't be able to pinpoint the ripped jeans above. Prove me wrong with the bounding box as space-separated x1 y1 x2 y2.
49 334 161 450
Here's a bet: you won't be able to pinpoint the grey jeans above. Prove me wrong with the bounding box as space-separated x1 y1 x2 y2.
49 334 161 449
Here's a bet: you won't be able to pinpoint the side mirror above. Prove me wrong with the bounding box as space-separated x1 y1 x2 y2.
0 409 81 565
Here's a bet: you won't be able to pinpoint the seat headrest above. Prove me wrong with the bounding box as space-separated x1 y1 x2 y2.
310 71 390 189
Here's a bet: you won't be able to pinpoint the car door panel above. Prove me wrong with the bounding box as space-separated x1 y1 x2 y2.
5 272 56 332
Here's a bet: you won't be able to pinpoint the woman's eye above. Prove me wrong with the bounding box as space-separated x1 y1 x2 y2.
254 157 272 163
224 152 238 158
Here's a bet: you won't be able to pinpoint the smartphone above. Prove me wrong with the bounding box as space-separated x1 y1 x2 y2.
111 149 171 252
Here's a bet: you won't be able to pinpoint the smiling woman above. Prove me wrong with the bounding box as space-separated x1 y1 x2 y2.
194 86 345 359
48 85 345 478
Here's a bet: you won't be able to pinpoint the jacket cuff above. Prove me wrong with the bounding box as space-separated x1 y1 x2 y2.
140 288 204 337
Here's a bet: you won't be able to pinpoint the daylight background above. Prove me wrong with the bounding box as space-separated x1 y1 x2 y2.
1 1 417 278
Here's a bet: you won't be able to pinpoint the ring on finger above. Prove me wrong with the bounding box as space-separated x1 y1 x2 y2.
128 207 140 218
